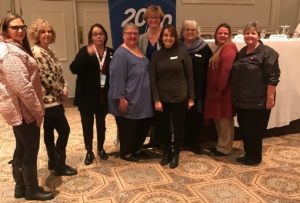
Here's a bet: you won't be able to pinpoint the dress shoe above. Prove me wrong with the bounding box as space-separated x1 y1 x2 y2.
170 153 179 169
98 149 108 160
210 147 226 157
236 155 248 163
55 164 77 176
160 153 172 166
84 152 95 165
242 158 261 166
120 154 139 162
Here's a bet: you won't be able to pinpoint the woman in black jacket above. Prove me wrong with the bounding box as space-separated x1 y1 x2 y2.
70 23 114 165
232 21 280 165
179 19 213 152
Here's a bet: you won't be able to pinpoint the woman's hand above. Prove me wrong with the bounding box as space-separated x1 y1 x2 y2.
155 101 163 112
36 116 44 128
119 97 128 113
188 99 194 109
266 94 275 109
87 44 95 56
266 85 276 109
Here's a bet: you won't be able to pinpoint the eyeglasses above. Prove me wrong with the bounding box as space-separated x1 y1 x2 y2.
8 25 27 32
123 32 139 36
184 28 197 32
148 16 160 20
92 32 105 37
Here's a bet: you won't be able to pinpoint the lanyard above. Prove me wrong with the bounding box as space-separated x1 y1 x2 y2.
93 45 107 71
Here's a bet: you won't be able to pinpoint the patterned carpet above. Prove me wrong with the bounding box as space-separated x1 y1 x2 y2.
0 106 299 203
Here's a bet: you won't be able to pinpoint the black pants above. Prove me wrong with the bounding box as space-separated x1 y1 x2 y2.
236 108 271 162
184 111 204 148
80 109 106 152
156 102 187 153
44 105 70 152
13 121 40 165
115 116 151 157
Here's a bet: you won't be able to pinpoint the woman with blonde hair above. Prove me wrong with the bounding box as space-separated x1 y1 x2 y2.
139 5 165 148
204 23 238 157
179 19 212 152
28 18 77 176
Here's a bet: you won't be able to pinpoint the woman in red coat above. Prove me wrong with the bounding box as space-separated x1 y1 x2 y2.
204 23 237 156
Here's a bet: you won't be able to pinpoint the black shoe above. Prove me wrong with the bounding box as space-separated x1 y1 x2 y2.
120 154 140 162
242 158 261 166
25 186 54 201
169 153 179 169
22 164 54 200
210 148 226 157
236 155 248 163
98 149 108 160
55 164 77 176
160 153 172 166
84 152 95 165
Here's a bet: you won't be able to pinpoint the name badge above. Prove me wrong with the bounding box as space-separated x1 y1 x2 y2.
195 54 202 58
170 56 178 60
100 74 106 87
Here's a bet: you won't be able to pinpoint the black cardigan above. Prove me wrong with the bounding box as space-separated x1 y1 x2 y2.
70 46 114 113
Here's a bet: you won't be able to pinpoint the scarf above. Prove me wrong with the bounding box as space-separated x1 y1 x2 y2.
179 37 207 55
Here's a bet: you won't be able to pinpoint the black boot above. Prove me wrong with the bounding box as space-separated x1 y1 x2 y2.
55 150 77 176
22 164 54 200
10 159 25 198
170 153 179 169
46 147 56 170
160 152 172 166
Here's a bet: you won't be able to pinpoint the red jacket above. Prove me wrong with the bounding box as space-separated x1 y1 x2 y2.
204 42 237 119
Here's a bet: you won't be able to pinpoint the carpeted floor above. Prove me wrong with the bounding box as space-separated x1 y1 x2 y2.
0 104 299 203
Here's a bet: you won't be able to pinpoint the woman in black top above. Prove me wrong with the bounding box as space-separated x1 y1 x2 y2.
70 24 114 165
232 22 280 165
150 24 194 169
179 19 212 152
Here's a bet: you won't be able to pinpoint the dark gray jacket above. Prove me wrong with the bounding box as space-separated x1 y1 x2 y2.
232 41 280 109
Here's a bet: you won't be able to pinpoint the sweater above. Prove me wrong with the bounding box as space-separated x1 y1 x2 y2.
70 46 114 113
150 47 194 103
32 45 67 108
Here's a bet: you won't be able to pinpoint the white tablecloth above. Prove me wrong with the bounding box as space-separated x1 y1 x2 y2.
206 39 300 129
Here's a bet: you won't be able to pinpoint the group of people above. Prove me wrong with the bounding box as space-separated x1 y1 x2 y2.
0 4 280 201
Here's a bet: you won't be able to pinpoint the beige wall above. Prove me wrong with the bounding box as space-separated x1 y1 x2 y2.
1 0 299 97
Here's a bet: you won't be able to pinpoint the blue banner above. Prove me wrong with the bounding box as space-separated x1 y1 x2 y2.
108 0 176 49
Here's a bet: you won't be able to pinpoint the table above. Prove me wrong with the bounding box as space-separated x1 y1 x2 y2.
205 39 300 129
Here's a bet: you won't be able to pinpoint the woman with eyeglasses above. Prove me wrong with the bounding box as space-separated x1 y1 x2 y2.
0 13 54 200
150 24 194 169
139 5 164 149
108 23 153 162
70 23 114 165
28 19 77 176
179 19 213 153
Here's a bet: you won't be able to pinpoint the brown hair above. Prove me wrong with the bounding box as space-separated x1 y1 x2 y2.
243 21 261 37
159 24 179 49
0 12 33 56
88 23 108 45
